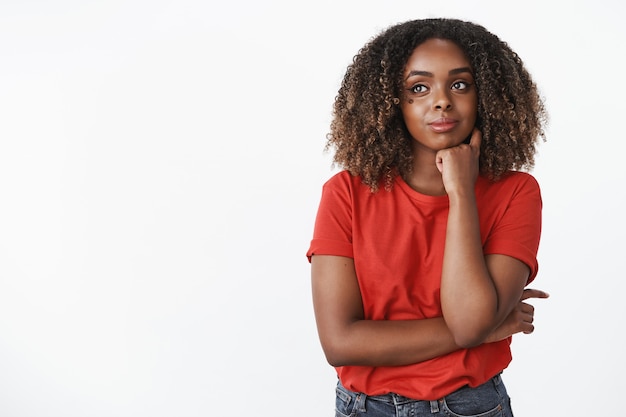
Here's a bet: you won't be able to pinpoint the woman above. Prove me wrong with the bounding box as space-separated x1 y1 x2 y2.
306 18 549 416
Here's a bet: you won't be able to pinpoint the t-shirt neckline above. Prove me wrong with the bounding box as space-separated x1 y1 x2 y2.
395 175 451 205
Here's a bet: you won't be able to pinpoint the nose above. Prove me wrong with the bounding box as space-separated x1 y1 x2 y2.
432 88 452 110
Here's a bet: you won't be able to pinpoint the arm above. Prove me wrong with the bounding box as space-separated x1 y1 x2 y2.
437 129 538 347
484 287 549 343
310 254 545 367
442 196 529 347
311 254 462 367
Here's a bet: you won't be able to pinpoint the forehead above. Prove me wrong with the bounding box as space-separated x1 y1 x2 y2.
404 38 471 74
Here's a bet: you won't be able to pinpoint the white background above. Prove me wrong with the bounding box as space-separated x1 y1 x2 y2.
0 0 624 416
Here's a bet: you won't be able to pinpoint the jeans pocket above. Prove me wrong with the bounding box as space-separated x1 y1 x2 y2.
440 399 505 417
440 377 511 417
335 384 357 417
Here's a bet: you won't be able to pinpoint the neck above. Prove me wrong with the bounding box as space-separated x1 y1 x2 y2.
404 149 446 196
404 170 446 196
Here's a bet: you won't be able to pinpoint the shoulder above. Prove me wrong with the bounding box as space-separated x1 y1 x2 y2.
500 171 541 199
479 171 540 192
322 170 371 194
323 170 355 187
504 171 539 187
476 171 541 206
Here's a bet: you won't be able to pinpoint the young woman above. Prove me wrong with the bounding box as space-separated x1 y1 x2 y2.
306 18 549 417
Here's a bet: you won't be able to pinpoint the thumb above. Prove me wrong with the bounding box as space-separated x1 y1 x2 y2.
469 127 482 150
435 152 444 173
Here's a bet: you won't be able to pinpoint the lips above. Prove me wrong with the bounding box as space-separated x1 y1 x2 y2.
429 117 458 133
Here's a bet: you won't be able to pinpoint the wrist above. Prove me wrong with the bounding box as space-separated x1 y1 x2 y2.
446 187 476 204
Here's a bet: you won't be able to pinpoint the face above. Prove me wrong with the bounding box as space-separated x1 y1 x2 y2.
400 38 478 152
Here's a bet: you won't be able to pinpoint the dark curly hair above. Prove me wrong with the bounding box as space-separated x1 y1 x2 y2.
326 18 548 191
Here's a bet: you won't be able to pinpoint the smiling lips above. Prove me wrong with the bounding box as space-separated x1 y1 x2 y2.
429 118 458 133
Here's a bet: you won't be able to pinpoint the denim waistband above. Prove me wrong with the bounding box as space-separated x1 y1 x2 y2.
336 373 508 416
338 373 503 406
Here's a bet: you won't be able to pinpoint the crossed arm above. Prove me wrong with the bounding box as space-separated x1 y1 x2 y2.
311 254 546 367
311 130 548 368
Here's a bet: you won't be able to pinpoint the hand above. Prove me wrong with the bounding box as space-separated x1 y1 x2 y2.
485 288 550 343
435 127 482 195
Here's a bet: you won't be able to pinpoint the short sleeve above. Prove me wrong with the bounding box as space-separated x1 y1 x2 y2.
306 172 354 262
483 174 542 283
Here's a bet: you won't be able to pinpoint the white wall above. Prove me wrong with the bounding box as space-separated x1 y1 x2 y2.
0 1 624 416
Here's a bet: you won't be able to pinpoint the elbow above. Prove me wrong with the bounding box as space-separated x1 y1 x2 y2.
320 334 365 367
448 322 491 349
325 354 345 368
445 308 495 348
321 341 351 367
452 332 486 349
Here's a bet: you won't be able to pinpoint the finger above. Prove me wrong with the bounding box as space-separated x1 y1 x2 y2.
435 152 444 173
519 302 535 315
521 306 534 321
469 127 482 150
520 288 550 301
522 323 535 334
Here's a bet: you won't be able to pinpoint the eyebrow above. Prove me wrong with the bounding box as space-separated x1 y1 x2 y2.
405 67 473 80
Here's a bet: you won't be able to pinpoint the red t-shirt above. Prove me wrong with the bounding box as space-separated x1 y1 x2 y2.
306 170 542 400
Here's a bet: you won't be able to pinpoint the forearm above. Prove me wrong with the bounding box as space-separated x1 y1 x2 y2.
440 191 498 346
321 316 460 367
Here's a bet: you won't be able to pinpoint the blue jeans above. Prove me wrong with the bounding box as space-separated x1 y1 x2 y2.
335 374 513 417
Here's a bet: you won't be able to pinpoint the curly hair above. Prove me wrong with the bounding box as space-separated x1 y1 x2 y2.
326 18 548 192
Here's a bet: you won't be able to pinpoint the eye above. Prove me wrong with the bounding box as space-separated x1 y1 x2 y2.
408 83 428 94
451 81 472 91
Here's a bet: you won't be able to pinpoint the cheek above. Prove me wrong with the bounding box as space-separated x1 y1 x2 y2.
400 99 424 119
466 111 477 126
460 100 478 124
399 103 411 122
400 105 421 129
